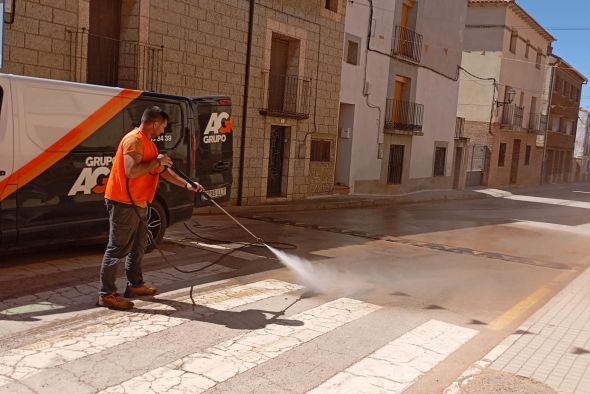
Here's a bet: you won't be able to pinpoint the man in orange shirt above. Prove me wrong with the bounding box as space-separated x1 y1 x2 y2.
98 106 203 310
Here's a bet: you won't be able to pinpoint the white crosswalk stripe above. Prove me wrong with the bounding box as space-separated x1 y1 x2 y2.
100 298 382 394
309 320 478 394
0 279 302 387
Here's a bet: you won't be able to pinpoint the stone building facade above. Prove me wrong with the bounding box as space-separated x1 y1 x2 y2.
574 109 590 182
543 55 586 184
457 0 554 188
338 0 469 196
0 0 345 205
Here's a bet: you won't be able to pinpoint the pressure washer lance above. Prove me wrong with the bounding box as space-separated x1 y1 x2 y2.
166 165 265 245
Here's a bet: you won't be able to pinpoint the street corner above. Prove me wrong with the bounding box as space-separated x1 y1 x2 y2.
458 370 557 394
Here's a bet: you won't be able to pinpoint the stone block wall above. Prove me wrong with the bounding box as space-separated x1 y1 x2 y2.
1 0 345 205
1 0 86 81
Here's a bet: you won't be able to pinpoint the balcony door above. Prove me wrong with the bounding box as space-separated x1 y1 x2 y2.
400 0 415 56
88 0 122 86
393 76 409 126
269 38 289 113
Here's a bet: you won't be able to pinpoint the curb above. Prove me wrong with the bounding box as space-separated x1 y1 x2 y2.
192 190 488 216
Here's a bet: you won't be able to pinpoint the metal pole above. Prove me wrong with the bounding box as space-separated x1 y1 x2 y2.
237 0 255 206
541 63 555 185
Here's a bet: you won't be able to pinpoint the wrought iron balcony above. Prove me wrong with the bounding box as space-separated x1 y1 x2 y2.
67 28 163 91
260 72 311 119
384 98 424 133
455 117 466 139
527 113 548 133
392 25 422 63
501 104 525 129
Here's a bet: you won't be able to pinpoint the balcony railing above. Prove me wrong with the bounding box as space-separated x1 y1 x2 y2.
67 28 163 91
527 113 548 134
392 25 422 63
455 117 466 139
260 72 311 119
384 98 424 133
501 104 525 128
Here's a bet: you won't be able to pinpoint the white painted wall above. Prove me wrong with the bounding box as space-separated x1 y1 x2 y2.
575 109 590 158
409 0 468 179
458 52 501 122
459 4 552 126
339 0 394 191
412 70 461 178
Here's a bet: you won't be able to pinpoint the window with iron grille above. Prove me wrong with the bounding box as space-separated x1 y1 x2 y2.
498 143 507 167
344 35 361 65
433 147 446 177
525 145 531 165
536 51 542 69
510 30 518 53
311 140 331 162
388 145 404 184
325 0 338 12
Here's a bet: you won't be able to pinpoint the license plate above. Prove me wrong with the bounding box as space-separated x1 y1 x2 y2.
206 187 227 199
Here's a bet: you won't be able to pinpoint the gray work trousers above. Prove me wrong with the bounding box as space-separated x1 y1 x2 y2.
99 199 148 295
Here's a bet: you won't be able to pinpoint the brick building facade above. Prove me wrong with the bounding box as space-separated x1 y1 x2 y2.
0 0 345 205
458 0 554 188
544 55 586 184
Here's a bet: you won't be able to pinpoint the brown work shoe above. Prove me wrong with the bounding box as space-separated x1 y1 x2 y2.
98 293 134 310
124 284 158 298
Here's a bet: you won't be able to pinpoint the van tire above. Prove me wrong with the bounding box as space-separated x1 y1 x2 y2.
146 200 167 253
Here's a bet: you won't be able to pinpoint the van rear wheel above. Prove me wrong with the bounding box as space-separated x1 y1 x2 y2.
146 200 167 253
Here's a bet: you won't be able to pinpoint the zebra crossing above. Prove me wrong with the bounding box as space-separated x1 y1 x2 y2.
0 279 481 393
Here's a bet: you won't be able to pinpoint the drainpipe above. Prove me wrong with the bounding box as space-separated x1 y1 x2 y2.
541 62 556 185
237 0 255 206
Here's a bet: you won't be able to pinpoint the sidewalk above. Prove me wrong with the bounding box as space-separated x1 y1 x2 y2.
194 182 589 215
446 266 590 394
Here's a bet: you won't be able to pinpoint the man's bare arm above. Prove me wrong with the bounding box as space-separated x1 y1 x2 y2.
124 152 160 178
160 169 204 192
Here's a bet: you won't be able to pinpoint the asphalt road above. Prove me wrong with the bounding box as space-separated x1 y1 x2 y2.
1 184 589 393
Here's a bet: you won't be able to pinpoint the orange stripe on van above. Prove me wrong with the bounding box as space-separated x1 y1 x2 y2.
0 89 142 201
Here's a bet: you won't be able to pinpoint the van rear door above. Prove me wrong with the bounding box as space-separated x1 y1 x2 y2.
191 96 233 205
0 75 16 244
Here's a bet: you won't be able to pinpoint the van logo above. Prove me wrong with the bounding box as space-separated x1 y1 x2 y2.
68 156 113 196
203 112 232 144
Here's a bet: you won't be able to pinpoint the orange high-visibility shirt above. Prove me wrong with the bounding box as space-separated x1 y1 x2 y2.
105 128 159 207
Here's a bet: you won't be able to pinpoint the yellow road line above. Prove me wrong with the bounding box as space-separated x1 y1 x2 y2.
489 272 571 330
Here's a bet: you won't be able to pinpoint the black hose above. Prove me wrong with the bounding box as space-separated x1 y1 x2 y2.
183 222 298 250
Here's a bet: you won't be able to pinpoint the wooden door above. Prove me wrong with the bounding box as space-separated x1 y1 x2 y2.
510 139 521 184
393 76 408 125
87 0 122 86
269 38 289 113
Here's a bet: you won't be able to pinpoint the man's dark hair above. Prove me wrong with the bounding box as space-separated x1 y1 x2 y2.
141 106 170 124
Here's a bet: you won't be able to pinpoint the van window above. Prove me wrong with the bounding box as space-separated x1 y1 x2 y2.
123 99 184 151
73 99 184 153
74 113 125 152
